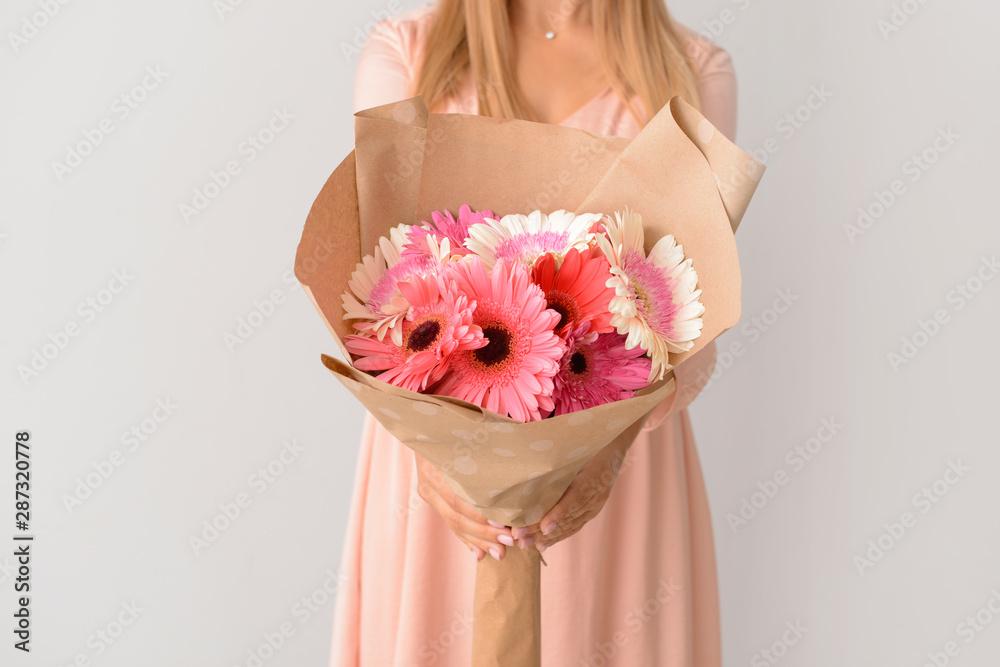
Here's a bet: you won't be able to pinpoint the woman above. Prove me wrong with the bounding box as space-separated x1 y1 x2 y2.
335 1 736 664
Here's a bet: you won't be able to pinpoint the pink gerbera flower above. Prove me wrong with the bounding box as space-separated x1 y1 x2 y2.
403 205 495 260
343 272 486 392
595 209 704 382
435 257 566 422
531 246 616 336
342 224 451 345
551 322 653 416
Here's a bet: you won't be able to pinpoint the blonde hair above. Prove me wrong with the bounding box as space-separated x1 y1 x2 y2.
413 0 702 126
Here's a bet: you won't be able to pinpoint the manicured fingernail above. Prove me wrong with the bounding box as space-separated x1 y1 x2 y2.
487 519 505 528
541 520 557 535
518 535 535 549
497 534 515 546
511 526 530 539
489 547 502 561
474 546 485 561
537 541 548 554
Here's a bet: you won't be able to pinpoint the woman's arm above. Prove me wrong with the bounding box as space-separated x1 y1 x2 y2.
519 35 739 550
352 16 419 113
353 13 518 563
686 29 739 142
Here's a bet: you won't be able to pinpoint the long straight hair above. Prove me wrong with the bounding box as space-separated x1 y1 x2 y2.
413 0 702 126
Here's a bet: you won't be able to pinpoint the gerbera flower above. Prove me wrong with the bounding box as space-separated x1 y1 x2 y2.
552 323 653 416
435 257 566 422
594 209 704 382
402 204 494 260
343 272 486 392
464 209 602 268
341 224 450 345
531 246 616 335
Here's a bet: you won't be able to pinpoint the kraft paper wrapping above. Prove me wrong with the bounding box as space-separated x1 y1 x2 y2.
294 95 764 667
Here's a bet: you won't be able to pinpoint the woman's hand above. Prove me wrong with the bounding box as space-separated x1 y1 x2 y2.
513 408 654 552
414 452 515 562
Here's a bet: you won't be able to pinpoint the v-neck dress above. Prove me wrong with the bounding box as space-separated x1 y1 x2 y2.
333 4 738 665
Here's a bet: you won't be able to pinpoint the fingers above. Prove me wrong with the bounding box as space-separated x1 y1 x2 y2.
522 475 601 542
416 456 512 560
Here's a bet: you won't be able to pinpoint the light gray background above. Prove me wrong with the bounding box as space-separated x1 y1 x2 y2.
2 0 998 665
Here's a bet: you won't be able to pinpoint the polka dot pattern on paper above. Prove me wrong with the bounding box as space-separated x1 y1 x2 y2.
453 456 478 475
392 99 417 124
379 407 401 420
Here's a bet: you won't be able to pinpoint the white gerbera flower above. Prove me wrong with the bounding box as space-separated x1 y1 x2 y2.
463 209 602 268
341 223 450 345
594 209 705 382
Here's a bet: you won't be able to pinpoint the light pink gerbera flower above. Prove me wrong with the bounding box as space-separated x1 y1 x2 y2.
594 209 704 382
435 257 566 422
552 322 653 416
341 224 450 345
402 205 495 260
343 272 486 392
464 209 602 269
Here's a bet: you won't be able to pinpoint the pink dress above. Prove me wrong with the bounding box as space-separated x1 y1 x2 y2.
334 4 737 665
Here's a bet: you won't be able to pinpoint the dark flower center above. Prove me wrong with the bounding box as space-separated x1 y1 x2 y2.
549 303 570 331
569 351 588 374
407 320 442 352
545 290 577 331
474 325 512 367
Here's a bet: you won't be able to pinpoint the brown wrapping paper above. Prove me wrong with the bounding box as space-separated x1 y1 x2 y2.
295 95 764 666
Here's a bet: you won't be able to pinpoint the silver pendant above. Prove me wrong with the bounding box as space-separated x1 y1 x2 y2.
545 31 556 40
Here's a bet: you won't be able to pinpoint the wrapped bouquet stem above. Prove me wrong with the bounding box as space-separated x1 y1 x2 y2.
294 95 764 666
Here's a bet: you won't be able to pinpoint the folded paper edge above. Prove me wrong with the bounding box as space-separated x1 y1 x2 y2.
666 96 766 234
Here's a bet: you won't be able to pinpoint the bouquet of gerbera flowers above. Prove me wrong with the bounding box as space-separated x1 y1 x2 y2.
294 95 764 667
340 206 706 422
